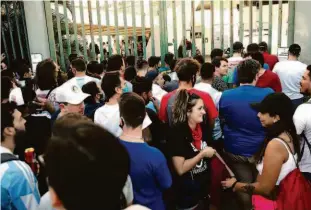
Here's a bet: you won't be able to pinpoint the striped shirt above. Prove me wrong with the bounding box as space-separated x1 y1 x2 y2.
1 146 40 210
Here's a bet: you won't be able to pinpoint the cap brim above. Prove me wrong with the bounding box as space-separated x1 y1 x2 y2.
250 103 262 112
67 92 90 105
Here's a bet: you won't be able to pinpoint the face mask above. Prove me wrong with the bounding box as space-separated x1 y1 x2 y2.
122 84 130 93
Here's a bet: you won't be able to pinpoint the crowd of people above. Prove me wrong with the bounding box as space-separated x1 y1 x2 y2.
1 41 311 210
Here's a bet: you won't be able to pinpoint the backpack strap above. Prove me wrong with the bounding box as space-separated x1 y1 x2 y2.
45 86 57 99
1 153 19 164
301 132 311 157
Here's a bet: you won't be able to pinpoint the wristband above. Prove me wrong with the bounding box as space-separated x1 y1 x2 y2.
231 180 238 191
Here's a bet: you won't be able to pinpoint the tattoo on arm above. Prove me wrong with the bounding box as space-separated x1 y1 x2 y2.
241 183 255 195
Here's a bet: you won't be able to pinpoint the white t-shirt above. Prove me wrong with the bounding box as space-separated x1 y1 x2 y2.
194 82 222 107
63 75 101 89
273 60 307 100
94 103 152 137
294 100 311 173
9 87 24 106
228 56 243 70
152 84 167 102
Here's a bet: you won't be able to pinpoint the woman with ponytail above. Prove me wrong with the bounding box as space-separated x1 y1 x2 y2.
168 89 216 210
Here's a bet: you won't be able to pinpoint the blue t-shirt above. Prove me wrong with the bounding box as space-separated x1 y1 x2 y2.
233 63 270 85
219 85 274 157
119 140 172 210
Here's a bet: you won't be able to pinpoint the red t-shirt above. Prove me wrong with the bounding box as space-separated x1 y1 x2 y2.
262 52 279 71
159 88 218 123
256 70 282 92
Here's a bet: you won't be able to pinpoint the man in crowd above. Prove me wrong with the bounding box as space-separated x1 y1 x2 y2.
119 92 172 209
251 52 282 92
212 57 229 91
159 58 218 128
126 55 136 68
147 56 161 72
294 65 311 181
210 48 223 60
273 44 307 110
259 41 279 70
44 115 138 209
1 102 40 210
219 59 274 210
64 58 100 89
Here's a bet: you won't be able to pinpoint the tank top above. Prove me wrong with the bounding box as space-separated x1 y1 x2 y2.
256 138 297 185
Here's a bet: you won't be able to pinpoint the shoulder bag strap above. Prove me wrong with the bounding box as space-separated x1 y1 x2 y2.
1 153 19 164
276 137 299 168
302 132 311 154
46 86 57 99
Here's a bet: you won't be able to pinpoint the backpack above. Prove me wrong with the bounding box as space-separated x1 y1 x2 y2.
1 153 19 164
300 101 311 159
276 139 311 210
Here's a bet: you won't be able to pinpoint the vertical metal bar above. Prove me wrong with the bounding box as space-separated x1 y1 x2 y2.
200 0 205 60
230 0 234 57
122 1 129 56
172 0 178 58
113 1 120 55
79 0 88 60
159 2 165 65
55 0 66 70
140 1 146 59
249 0 253 44
13 2 24 58
149 1 155 56
278 0 282 48
63 1 71 56
44 1 57 61
96 0 104 61
20 2 31 64
191 1 196 57
287 0 295 46
5 2 16 59
131 1 137 57
105 1 112 56
88 0 95 60
163 1 168 54
71 0 79 54
258 0 263 42
268 0 273 53
239 0 244 42
2 28 10 66
220 0 224 50
182 0 186 57
210 0 214 50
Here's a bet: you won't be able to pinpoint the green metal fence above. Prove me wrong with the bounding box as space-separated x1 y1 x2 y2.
1 1 31 68
43 0 295 71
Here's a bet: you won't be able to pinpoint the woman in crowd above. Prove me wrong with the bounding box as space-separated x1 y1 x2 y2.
168 89 216 210
222 93 302 209
82 81 104 120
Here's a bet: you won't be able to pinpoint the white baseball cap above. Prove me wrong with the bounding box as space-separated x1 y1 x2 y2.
55 84 90 105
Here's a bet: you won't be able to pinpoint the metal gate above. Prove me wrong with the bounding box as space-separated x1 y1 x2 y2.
1 1 31 68
44 0 296 71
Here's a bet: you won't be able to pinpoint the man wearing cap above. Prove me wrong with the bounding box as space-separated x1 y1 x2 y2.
273 44 307 110
259 41 279 70
55 83 90 119
293 65 311 181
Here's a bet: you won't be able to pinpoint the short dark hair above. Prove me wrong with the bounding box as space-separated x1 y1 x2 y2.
193 55 204 65
250 52 265 68
210 48 223 60
148 56 161 67
124 66 137 82
175 58 200 82
119 92 146 129
164 52 174 65
289 44 301 57
136 59 148 70
35 59 57 90
247 43 260 53
170 59 177 72
125 56 135 67
258 41 268 52
132 76 152 96
82 81 101 104
1 76 13 100
107 55 123 72
45 120 129 210
237 59 260 84
71 58 86 72
68 54 78 63
1 102 17 141
101 73 121 101
200 62 215 80
212 57 228 68
307 65 311 78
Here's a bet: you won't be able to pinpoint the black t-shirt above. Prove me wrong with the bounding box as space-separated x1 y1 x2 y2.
168 123 211 208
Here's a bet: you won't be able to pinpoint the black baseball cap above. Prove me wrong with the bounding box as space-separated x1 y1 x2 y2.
148 56 161 67
250 93 294 117
289 44 301 56
233 42 244 51
258 42 268 51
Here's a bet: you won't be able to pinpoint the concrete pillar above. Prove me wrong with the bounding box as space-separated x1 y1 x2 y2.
23 1 50 59
294 1 311 64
